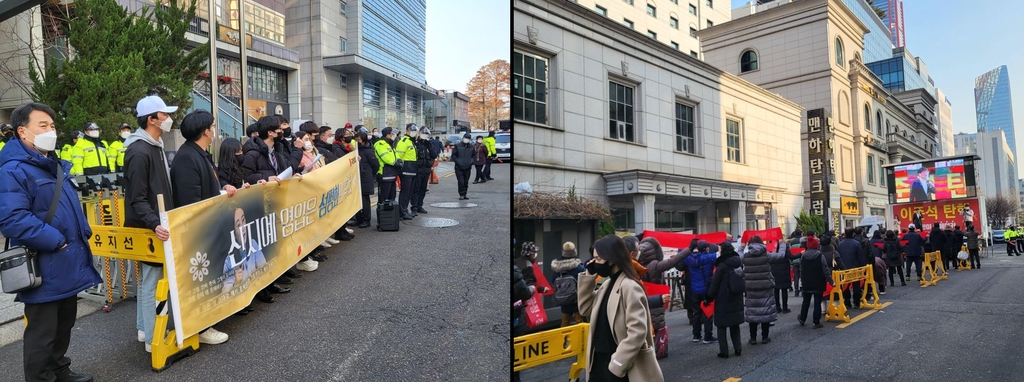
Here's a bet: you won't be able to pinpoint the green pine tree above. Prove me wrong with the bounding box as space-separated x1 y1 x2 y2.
796 210 826 237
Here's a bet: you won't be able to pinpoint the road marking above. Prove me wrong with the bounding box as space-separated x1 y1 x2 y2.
723 378 741 382
371 201 377 207
444 172 455 178
836 301 893 329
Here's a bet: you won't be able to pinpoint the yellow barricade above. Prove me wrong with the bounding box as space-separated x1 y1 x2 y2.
825 265 883 323
920 251 948 287
957 245 972 271
513 323 588 380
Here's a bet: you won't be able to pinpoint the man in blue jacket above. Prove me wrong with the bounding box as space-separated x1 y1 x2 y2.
0 102 101 382
683 240 717 344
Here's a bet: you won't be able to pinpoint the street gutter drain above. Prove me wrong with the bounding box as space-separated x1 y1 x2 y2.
407 217 460 228
429 202 479 208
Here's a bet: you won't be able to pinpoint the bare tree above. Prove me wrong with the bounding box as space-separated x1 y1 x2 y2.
986 193 1017 229
0 5 72 106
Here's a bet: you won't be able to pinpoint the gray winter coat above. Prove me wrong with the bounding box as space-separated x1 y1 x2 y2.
742 243 779 324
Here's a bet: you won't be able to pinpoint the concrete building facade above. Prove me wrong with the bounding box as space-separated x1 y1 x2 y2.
514 0 805 236
953 130 1016 202
702 0 936 230
571 0 732 60
936 88 953 157
975 65 1017 174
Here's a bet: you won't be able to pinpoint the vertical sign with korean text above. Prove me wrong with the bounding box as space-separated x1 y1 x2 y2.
807 109 836 227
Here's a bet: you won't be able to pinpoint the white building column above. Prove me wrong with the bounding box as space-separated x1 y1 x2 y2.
731 200 747 237
633 194 656 233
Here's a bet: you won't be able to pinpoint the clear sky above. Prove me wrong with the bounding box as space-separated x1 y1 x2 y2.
424 0 511 93
730 0 1024 173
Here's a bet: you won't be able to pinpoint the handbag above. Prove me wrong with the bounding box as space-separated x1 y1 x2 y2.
0 164 62 294
654 326 668 359
524 293 547 328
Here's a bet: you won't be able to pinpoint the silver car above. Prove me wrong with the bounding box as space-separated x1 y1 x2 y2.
495 132 510 162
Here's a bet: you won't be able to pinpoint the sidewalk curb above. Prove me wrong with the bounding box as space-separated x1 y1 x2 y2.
0 298 105 349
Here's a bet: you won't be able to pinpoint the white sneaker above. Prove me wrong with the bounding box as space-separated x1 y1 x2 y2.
145 343 152 353
138 330 145 342
319 241 332 248
325 237 341 245
198 327 229 345
345 227 355 234
296 258 319 272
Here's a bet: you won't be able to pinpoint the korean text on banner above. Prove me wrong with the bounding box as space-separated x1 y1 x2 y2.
164 152 361 345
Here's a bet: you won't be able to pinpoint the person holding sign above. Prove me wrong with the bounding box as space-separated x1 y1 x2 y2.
578 236 664 381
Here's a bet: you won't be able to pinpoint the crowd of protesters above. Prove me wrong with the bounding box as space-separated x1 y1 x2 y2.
512 220 984 379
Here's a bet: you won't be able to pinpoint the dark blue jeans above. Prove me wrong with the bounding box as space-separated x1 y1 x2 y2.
799 292 823 325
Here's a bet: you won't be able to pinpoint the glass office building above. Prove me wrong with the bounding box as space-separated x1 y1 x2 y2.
840 0 892 63
865 53 934 95
976 65 1017 161
874 0 904 47
362 0 426 84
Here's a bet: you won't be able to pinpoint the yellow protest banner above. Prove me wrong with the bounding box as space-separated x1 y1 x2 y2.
163 151 361 345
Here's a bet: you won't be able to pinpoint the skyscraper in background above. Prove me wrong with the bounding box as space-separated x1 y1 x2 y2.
976 65 1017 173
874 0 904 47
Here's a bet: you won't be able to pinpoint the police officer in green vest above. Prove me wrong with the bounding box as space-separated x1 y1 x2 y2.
395 123 419 220
60 130 81 162
374 127 400 204
0 123 12 152
106 123 131 172
71 122 110 175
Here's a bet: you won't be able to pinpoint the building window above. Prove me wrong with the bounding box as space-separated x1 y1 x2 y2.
656 210 698 232
339 0 346 16
863 104 870 131
231 0 286 45
513 51 548 125
609 80 635 142
670 16 679 29
689 3 697 14
624 0 633 4
879 158 885 187
647 30 657 40
689 27 697 38
340 74 347 89
875 110 882 136
595 5 607 16
690 50 698 59
835 37 844 67
885 120 890 136
647 4 656 17
726 119 742 163
670 41 679 50
740 50 757 72
363 78 381 106
612 209 636 232
675 102 696 154
706 0 713 7
623 18 634 29
707 20 713 28
867 154 875 184
340 37 347 52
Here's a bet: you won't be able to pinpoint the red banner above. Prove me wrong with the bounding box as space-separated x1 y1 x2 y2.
641 230 729 248
892 198 981 236
741 227 784 244
531 263 553 296
643 281 670 297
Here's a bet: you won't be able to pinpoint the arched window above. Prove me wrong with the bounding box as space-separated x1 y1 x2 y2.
835 37 844 67
875 110 882 136
884 120 890 136
838 91 849 125
740 50 758 72
863 104 870 131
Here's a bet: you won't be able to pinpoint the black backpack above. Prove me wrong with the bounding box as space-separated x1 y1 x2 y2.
885 241 901 262
552 272 578 307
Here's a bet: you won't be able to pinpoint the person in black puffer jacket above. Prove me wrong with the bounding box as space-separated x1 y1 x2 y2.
637 237 688 333
550 241 586 327
240 116 294 185
355 132 377 228
314 126 338 163
707 244 745 358
797 236 834 328
742 237 784 345
769 239 799 314
410 128 437 215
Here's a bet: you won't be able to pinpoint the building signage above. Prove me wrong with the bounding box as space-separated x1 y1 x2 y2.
860 84 887 105
807 109 836 223
218 25 253 49
840 196 860 215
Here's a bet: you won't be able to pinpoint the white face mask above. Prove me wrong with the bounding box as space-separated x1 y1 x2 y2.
26 129 58 152
120 131 130 139
160 116 173 132
303 141 313 151
373 132 381 138
421 134 429 140
476 140 483 144
462 138 470 144
86 130 100 138
408 131 418 138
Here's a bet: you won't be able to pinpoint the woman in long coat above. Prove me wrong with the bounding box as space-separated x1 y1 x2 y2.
707 243 745 358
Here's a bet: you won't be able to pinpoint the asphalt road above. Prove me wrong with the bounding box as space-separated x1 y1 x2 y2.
521 245 1024 382
0 162 510 381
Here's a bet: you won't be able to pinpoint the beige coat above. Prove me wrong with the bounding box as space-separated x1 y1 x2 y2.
578 272 664 381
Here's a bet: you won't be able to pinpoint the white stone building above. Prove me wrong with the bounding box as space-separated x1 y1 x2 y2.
936 88 954 157
514 0 805 236
954 130 1017 202
698 0 938 230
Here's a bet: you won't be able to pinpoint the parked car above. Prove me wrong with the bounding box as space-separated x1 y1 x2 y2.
495 132 510 162
993 229 1006 244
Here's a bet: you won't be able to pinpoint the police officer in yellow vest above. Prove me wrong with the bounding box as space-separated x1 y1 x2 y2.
60 130 81 162
374 127 400 204
71 122 110 175
394 124 419 220
106 123 131 172
482 130 496 180
0 123 12 152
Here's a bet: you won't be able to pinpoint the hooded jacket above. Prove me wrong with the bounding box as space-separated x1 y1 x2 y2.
123 129 174 233
903 231 924 258
769 242 799 288
357 140 378 195
0 138 103 304
882 237 904 267
799 249 834 294
682 248 716 295
707 252 745 328
450 141 474 170
551 257 585 314
742 243 780 324
637 238 688 285
314 139 338 164
240 136 291 184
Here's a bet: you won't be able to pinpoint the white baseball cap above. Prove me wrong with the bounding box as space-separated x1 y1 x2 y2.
136 95 178 117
